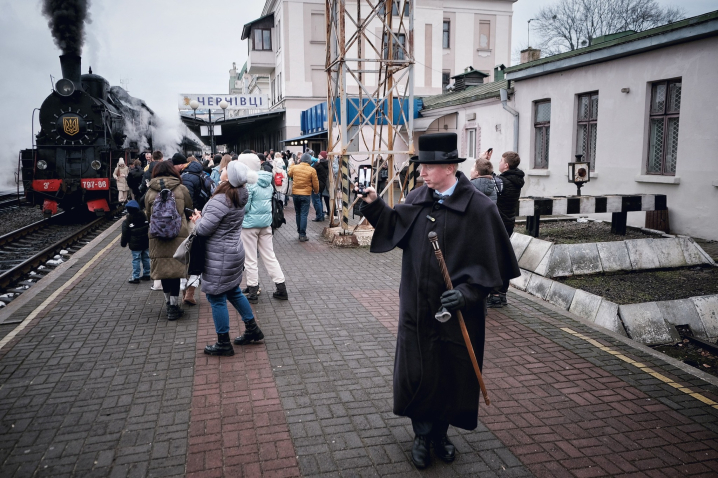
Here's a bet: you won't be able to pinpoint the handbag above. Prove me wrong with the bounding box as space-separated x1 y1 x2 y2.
173 232 206 276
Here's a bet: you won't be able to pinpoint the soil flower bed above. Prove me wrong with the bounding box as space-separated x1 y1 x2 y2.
556 266 718 305
537 220 655 244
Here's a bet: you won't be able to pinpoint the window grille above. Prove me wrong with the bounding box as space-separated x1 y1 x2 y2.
576 92 598 171
647 80 681 175
534 101 551 169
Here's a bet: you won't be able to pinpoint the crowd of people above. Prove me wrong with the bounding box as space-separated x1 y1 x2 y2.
118 133 524 470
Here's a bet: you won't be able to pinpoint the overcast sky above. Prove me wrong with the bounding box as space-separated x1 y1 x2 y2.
0 0 715 187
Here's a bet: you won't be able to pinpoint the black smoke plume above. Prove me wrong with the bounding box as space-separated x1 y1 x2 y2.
42 0 91 56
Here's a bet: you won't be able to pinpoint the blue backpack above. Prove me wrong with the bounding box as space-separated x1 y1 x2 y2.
149 181 182 240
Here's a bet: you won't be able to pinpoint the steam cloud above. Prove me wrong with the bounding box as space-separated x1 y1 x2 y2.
41 0 91 55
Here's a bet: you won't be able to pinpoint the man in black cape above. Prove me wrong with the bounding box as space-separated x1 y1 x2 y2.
358 133 520 469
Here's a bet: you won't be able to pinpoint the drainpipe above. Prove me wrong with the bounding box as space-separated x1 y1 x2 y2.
500 88 519 152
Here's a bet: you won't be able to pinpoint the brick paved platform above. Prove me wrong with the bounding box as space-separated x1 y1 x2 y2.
1 205 718 477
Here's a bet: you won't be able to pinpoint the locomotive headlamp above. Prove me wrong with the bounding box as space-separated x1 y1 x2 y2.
55 78 75 97
91 160 102 170
37 160 48 170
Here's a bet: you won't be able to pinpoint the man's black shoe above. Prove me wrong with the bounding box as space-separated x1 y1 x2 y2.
128 278 140 284
432 435 456 463
311 217 323 222
411 435 430 469
140 275 151 281
487 294 504 308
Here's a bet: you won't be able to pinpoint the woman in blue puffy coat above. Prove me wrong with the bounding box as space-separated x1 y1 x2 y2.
236 153 288 304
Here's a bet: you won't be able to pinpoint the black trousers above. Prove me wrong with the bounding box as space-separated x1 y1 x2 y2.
161 278 181 296
411 418 450 438
495 223 515 294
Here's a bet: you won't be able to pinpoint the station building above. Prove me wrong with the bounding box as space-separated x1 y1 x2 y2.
417 10 718 241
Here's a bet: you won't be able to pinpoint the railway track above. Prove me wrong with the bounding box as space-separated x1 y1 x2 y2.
0 192 22 211
0 211 120 305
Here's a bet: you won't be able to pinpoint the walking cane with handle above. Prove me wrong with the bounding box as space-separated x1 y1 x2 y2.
428 232 491 406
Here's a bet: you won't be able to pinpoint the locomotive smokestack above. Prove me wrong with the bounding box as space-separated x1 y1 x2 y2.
42 0 91 56
60 54 81 85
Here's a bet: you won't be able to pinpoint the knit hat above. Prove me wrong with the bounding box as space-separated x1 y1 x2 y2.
171 153 187 165
300 153 313 164
117 158 125 166
319 151 328 160
226 161 251 187
236 153 261 172
125 200 140 210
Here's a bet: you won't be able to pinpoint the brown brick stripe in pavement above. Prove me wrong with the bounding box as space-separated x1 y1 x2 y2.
354 289 718 477
187 298 300 477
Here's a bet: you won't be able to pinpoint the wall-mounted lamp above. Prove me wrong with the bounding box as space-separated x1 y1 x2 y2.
621 88 630 94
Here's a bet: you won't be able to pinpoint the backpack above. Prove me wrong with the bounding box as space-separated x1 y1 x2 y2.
149 182 182 240
274 172 283 187
186 171 214 210
271 190 286 231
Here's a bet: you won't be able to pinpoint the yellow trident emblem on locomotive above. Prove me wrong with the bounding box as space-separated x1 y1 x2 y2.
63 116 79 136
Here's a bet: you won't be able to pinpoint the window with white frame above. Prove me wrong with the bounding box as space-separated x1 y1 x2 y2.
443 21 450 49
534 100 551 169
467 129 476 159
647 79 681 175
576 92 598 171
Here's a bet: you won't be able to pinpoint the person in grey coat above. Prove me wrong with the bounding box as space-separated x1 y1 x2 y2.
469 156 501 204
191 160 264 356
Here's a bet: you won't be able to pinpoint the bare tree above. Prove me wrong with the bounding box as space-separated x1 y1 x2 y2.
533 0 686 55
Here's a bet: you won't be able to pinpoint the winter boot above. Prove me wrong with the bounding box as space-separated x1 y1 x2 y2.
499 292 508 306
486 294 504 309
167 296 184 321
272 282 288 300
234 319 264 345
245 285 260 304
183 286 197 305
204 332 234 356
242 285 261 295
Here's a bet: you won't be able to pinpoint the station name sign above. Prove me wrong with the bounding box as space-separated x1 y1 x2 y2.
179 94 269 110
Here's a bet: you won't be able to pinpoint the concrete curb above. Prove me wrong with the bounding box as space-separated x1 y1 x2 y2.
510 231 715 278
513 267 718 347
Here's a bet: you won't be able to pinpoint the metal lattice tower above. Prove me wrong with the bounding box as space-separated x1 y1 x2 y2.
326 0 416 230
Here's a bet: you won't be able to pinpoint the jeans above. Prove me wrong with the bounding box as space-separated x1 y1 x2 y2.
293 195 311 236
205 285 255 334
311 192 324 219
131 249 150 279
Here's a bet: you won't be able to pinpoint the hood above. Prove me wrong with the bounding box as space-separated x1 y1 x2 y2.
501 168 525 188
185 161 204 174
149 175 182 191
257 170 273 188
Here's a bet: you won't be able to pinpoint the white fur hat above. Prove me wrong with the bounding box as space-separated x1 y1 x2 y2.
226 160 257 187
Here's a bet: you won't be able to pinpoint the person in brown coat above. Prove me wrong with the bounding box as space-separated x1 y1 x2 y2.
287 153 319 241
144 161 193 320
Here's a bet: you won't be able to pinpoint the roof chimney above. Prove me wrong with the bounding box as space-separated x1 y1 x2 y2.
520 47 541 64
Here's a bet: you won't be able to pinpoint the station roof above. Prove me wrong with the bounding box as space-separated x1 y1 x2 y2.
421 80 509 111
179 109 284 145
505 9 718 81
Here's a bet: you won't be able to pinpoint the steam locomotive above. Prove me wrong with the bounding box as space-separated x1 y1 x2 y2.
19 54 154 216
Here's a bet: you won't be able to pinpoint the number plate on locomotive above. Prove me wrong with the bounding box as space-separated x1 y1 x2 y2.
81 178 109 190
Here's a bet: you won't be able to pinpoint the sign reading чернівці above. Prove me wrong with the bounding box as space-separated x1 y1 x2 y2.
178 94 269 110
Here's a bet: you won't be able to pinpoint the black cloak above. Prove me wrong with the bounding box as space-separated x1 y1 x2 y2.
361 171 520 430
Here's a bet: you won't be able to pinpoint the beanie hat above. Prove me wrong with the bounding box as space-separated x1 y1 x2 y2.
117 158 125 166
319 151 328 160
227 161 251 187
171 153 187 165
125 200 140 210
237 153 261 172
300 153 313 164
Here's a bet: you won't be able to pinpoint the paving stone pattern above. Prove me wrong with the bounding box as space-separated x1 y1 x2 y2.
2 205 718 477
0 228 197 478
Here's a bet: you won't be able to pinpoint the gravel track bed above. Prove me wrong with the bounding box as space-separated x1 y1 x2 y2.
0 207 53 236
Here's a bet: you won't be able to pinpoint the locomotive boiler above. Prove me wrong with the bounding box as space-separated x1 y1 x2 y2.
20 54 154 216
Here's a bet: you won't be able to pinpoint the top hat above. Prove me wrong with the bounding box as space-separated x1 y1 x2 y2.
410 133 466 164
